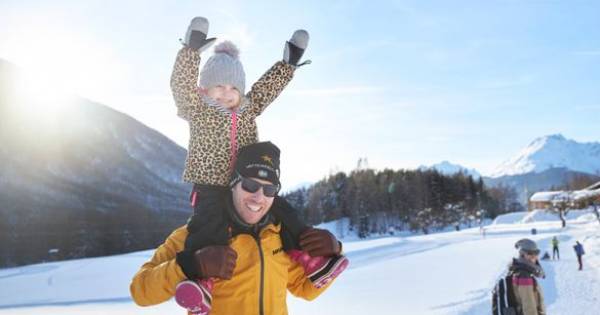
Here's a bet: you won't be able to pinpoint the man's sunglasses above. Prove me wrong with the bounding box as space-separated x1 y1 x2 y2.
523 249 540 256
240 176 279 197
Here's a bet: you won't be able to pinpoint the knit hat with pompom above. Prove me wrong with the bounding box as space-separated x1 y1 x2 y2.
200 41 246 94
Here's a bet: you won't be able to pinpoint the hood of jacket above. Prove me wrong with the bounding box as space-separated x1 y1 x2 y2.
510 257 545 279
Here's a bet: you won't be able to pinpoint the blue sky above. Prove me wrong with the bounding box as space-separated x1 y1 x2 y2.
1 0 600 189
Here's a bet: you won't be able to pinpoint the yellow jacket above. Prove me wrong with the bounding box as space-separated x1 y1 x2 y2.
130 223 332 315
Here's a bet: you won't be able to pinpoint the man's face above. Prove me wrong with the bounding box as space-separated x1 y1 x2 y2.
524 252 539 264
232 177 275 225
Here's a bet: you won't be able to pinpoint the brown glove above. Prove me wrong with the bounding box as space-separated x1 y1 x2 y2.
194 246 238 280
299 228 342 257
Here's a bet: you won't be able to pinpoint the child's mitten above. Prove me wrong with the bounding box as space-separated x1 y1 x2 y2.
183 16 217 53
283 29 311 66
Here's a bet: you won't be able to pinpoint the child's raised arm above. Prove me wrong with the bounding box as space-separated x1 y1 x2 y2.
246 30 310 117
170 17 216 121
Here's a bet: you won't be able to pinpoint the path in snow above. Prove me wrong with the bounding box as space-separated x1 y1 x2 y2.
458 220 600 315
0 212 598 315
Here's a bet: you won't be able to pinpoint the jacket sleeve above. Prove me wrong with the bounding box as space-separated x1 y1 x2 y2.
130 227 188 306
536 282 546 315
513 277 540 315
170 47 205 121
286 258 332 301
245 61 295 117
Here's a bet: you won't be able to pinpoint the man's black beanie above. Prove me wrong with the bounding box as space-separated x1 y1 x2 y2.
230 141 281 188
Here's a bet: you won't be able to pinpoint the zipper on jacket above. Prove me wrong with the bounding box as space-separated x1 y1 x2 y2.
229 111 239 172
253 234 265 315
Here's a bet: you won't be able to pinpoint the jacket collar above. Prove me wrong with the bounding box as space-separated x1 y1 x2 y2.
225 195 280 237
510 257 546 279
200 94 250 115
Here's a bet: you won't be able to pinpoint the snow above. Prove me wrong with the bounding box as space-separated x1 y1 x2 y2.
572 188 600 201
530 191 566 202
585 182 600 191
1 213 599 315
492 209 596 225
529 185 600 203
491 134 600 178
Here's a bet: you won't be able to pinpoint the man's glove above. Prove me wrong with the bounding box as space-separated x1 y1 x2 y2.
283 29 311 66
299 228 341 257
183 16 217 52
194 246 238 279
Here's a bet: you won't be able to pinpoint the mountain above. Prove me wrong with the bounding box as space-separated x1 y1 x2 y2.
484 134 600 205
419 161 481 178
491 134 600 178
0 59 191 267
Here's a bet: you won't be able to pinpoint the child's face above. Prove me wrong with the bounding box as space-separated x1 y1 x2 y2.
203 85 241 110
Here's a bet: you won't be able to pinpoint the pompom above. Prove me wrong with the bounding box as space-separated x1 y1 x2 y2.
214 41 240 59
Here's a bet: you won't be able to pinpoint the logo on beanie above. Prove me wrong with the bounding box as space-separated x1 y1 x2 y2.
258 170 268 178
261 155 273 166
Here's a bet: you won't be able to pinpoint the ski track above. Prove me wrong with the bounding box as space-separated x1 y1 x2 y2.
456 221 600 315
0 213 598 315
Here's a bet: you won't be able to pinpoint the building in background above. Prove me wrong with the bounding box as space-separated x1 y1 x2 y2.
529 182 600 211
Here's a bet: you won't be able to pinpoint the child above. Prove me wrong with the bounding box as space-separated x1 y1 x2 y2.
170 17 348 314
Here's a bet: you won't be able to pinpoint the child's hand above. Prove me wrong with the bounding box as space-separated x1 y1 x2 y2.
283 30 310 66
183 16 217 53
193 245 238 280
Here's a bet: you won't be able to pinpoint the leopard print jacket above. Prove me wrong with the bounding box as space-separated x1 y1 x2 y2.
170 47 295 186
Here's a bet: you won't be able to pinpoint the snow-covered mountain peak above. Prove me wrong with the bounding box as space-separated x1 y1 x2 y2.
491 134 600 178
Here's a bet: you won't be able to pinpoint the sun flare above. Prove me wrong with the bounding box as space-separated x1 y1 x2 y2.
2 22 127 115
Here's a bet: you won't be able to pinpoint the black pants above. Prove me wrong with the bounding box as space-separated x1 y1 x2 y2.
553 246 560 260
184 184 308 253
577 255 583 270
271 195 309 250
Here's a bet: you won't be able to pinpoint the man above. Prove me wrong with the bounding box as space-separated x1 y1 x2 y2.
130 141 347 315
573 241 585 270
551 236 560 260
510 239 546 315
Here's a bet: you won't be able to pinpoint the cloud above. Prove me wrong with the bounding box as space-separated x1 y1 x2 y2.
214 7 256 53
426 136 451 143
288 85 384 97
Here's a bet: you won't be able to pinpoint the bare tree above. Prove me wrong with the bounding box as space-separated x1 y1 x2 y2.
551 193 572 228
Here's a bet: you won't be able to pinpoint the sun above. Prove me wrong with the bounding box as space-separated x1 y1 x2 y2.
2 22 127 116
11 68 76 117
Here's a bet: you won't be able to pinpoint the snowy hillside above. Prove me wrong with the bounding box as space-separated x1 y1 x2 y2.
1 211 599 315
491 134 600 178
419 161 481 178
0 59 191 267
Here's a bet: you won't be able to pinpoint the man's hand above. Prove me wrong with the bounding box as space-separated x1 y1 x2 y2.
184 16 217 52
194 246 237 279
299 228 341 257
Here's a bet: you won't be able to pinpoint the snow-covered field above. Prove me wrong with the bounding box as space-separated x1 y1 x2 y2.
1 210 599 315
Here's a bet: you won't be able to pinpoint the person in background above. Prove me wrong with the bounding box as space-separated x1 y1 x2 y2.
510 238 546 315
551 236 560 260
573 241 585 270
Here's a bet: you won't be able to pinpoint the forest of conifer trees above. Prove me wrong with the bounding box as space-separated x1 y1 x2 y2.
285 164 520 238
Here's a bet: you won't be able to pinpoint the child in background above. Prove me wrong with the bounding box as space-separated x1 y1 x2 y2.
170 17 348 315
